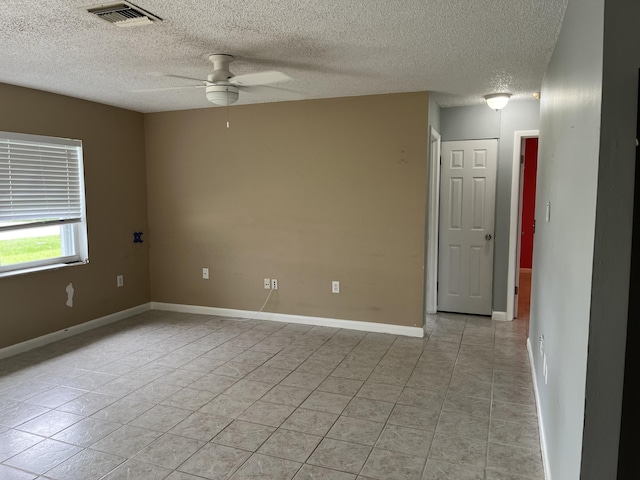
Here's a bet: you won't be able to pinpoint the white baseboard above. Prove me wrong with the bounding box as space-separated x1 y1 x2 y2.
527 337 552 480
0 303 151 360
491 310 510 321
151 302 424 338
0 302 423 361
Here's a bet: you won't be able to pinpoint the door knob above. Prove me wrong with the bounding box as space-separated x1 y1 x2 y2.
485 234 492 240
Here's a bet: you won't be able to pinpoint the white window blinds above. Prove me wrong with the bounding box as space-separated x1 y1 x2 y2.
0 131 85 230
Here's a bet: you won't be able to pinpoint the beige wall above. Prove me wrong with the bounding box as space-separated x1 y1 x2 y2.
145 92 429 327
0 88 429 350
0 83 150 348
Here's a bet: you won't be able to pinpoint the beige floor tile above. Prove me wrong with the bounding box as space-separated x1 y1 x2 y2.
133 433 204 469
230 453 301 479
258 428 322 462
326 416 384 446
212 420 276 451
178 443 251 479
0 311 541 480
238 400 295 427
0 429 45 462
307 438 371 474
4 438 83 475
361 448 426 480
43 448 125 480
280 408 338 436
293 464 356 480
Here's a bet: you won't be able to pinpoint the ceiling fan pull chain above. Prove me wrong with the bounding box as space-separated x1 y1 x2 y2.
227 103 230 129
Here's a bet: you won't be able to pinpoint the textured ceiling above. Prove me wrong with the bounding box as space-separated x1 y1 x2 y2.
0 0 568 113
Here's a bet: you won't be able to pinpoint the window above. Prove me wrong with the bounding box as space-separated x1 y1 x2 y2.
0 131 88 275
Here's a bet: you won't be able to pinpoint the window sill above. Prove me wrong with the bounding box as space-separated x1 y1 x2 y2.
0 260 88 279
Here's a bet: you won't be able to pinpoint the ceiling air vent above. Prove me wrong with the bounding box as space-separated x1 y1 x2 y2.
87 1 162 27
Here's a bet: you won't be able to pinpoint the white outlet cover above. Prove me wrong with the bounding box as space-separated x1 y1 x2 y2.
332 281 340 293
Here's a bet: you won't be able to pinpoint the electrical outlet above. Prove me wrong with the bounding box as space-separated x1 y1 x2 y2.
264 278 271 289
116 275 124 287
539 335 544 357
271 279 278 290
202 268 209 280
332 281 340 293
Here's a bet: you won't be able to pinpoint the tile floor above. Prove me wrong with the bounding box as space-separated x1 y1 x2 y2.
0 310 544 479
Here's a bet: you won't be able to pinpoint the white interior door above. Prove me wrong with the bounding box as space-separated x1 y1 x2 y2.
438 139 497 315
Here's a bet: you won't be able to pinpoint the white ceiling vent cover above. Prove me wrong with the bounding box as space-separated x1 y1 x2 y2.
87 1 162 27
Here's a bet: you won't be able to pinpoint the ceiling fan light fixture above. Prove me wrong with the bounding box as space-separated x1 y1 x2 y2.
484 93 512 110
206 85 239 106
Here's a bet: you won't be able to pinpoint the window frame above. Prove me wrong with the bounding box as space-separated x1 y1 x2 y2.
0 131 88 276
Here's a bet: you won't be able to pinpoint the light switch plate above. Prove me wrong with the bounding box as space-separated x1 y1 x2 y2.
546 202 551 222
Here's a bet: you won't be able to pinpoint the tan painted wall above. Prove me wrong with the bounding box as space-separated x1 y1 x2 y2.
0 83 150 348
145 92 429 327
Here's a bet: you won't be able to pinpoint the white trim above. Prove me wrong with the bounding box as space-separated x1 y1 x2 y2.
528 337 552 480
514 159 525 319
507 130 539 321
151 302 425 338
0 303 151 360
0 259 88 279
425 127 441 315
491 310 508 321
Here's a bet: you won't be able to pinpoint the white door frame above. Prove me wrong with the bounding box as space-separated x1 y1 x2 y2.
425 127 441 315
514 156 525 319
506 130 539 320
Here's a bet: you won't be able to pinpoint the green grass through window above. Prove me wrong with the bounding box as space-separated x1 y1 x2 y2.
0 235 62 266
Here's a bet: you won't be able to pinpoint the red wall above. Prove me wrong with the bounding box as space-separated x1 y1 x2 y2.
520 138 538 268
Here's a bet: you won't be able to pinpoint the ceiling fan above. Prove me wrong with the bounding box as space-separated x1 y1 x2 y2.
142 54 292 106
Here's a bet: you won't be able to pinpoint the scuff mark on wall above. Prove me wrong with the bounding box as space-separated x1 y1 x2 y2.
66 283 74 307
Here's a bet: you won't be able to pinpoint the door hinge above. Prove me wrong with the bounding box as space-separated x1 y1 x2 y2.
515 286 519 295
521 155 525 165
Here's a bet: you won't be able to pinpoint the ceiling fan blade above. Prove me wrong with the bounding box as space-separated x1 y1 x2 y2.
131 84 206 92
230 70 291 86
237 55 363 76
241 84 302 98
164 74 209 84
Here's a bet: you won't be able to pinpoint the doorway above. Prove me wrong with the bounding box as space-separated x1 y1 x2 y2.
616 74 640 478
516 137 539 318
506 130 539 320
